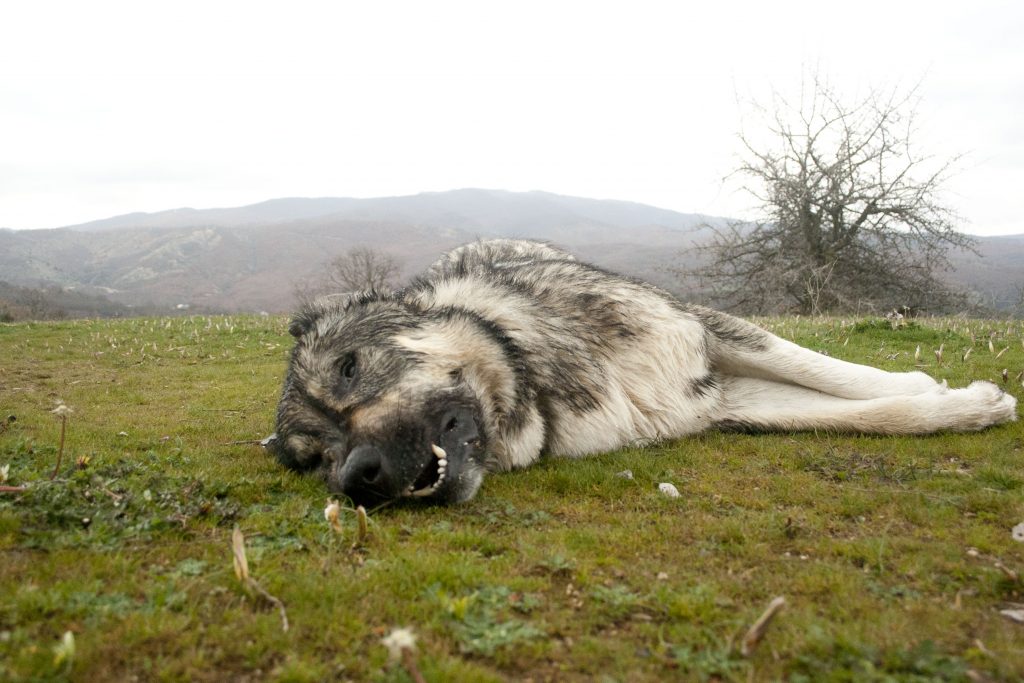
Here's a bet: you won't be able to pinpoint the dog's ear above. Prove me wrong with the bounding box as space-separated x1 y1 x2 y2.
288 294 353 338
287 306 317 338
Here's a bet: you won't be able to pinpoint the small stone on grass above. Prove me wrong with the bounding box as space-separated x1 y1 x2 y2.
658 482 681 498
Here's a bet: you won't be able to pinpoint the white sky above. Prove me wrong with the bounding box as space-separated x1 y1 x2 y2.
1 0 1022 234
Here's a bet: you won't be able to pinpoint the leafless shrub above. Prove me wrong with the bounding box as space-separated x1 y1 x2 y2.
688 75 974 315
293 246 400 304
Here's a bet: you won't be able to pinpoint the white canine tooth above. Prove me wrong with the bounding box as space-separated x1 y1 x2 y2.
411 485 436 497
431 443 447 459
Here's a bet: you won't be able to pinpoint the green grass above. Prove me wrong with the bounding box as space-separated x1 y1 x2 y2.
1 314 1022 681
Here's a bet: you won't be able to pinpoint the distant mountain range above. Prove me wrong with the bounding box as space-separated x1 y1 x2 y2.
1 189 1021 314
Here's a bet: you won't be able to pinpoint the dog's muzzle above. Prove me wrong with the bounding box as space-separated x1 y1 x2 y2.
330 405 481 506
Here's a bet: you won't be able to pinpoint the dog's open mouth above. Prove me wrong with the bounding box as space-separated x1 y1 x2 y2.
403 443 449 498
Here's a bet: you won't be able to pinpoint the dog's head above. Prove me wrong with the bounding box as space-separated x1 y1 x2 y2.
272 293 504 506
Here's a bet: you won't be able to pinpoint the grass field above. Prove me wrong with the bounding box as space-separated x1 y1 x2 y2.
1 314 1022 682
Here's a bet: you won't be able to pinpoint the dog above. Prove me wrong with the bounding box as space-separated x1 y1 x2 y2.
271 239 1018 506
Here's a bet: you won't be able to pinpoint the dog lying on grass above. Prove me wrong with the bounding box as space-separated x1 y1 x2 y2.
271 239 1017 506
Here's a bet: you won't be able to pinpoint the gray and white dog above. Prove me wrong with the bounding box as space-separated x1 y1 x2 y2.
272 239 1017 506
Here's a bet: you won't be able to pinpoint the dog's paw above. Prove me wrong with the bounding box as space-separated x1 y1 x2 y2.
926 378 950 395
966 380 1017 424
917 380 1017 432
887 370 941 396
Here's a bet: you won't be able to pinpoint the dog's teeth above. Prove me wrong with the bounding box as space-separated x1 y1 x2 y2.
431 443 447 459
438 458 447 469
411 485 435 497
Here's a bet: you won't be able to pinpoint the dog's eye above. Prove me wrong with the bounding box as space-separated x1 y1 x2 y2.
337 354 358 389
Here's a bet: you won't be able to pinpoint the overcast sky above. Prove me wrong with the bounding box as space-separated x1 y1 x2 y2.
1 1 1021 234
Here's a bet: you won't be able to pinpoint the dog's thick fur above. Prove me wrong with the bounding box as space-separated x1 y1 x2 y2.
273 239 1018 505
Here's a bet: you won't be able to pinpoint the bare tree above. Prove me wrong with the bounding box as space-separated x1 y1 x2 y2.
325 246 400 293
16 286 64 319
693 77 974 315
294 247 401 304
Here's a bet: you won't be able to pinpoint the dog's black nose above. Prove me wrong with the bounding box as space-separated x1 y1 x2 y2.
335 444 394 503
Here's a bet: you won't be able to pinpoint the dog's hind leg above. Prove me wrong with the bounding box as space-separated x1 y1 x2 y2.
716 376 1017 434
717 334 941 400
694 308 940 400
